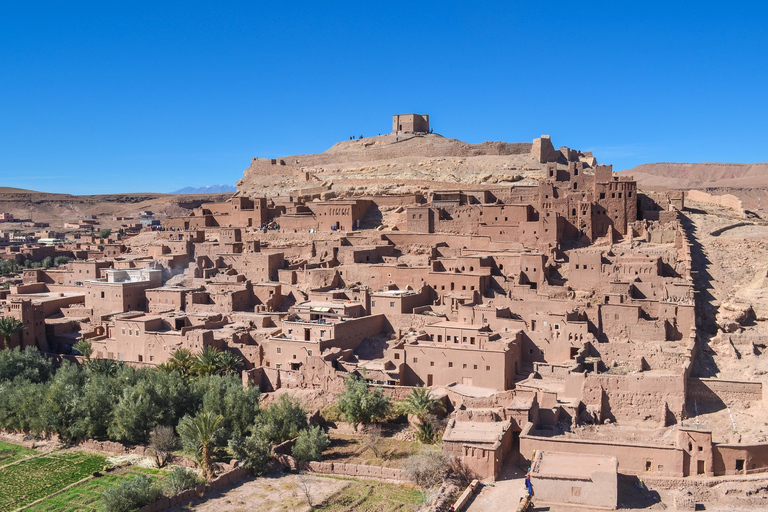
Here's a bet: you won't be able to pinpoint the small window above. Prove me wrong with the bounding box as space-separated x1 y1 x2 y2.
448 362 453 367
276 364 281 369
121 329 125 335
307 349 313 356
486 366 490 371
276 347 282 353
645 460 652 471
394 353 400 360
473 365 477 370
371 301 376 307
128 330 132 336
462 363 467 369
736 459 745 471
413 357 418 363
430 361 434 366
390 302 395 308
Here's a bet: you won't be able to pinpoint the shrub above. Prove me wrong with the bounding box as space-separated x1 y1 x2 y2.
102 474 162 512
292 425 330 462
164 466 203 495
403 449 447 489
228 430 271 475
149 425 177 468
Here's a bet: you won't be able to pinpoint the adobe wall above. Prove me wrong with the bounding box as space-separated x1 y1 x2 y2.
519 423 684 476
713 443 768 476
305 460 408 483
686 190 745 216
687 378 763 403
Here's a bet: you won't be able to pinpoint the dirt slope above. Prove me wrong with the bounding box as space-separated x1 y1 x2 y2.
619 163 768 189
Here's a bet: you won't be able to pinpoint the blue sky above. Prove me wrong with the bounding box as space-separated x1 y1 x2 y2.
1 2 766 194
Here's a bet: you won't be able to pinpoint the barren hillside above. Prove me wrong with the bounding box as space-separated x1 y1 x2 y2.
0 189 233 227
236 133 579 198
619 162 768 189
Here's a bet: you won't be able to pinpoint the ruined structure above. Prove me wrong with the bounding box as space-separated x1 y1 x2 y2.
4 116 768 505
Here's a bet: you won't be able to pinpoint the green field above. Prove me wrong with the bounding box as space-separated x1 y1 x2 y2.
0 451 106 511
0 440 36 467
315 479 422 512
25 467 163 512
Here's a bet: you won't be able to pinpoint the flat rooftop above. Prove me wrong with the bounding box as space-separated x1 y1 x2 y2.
534 450 616 479
444 421 509 444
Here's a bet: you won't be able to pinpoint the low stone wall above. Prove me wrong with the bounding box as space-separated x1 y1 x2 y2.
451 479 480 511
305 460 408 482
136 466 250 512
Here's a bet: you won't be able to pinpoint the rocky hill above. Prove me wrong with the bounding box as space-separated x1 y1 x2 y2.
236 133 593 198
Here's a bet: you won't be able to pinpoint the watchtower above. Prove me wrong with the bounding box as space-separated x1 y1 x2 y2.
392 114 429 134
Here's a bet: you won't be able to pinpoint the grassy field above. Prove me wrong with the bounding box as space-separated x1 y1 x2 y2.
315 478 422 512
323 433 422 468
0 440 36 467
0 451 106 512
25 467 163 512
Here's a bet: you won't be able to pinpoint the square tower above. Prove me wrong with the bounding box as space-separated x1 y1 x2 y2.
392 114 429 134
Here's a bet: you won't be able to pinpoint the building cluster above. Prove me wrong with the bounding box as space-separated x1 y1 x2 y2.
2 117 765 508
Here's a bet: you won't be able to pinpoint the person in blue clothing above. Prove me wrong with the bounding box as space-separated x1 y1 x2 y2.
525 470 533 496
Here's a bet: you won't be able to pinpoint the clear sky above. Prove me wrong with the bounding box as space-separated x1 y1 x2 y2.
1 1 766 195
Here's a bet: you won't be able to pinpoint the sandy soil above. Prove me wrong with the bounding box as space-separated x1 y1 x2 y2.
166 472 348 512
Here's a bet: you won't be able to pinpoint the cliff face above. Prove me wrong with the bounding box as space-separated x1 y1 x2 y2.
236 133 592 198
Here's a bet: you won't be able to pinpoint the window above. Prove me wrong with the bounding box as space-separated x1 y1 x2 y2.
430 361 434 366
470 337 475 344
473 365 477 370
448 362 453 367
413 357 418 363
121 329 125 335
462 363 467 369
136 330 140 336
486 366 490 371
277 347 282 353
390 302 395 308
645 460 652 471
100 291 105 299
394 353 400 359
276 364 281 369
371 301 376 307
307 349 313 356
128 330 132 336
736 459 745 472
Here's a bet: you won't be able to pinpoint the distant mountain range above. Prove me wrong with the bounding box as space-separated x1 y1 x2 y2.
171 184 237 194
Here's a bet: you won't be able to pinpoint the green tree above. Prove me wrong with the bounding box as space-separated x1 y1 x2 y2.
256 394 308 444
41 256 53 268
177 411 223 480
336 374 391 431
0 316 25 350
292 425 330 462
0 347 52 382
53 256 70 266
195 375 260 446
98 228 112 239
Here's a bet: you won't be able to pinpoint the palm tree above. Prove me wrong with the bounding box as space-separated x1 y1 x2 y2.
177 411 224 480
167 348 195 378
0 316 25 350
73 339 93 360
215 350 243 375
398 387 446 421
193 346 220 376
